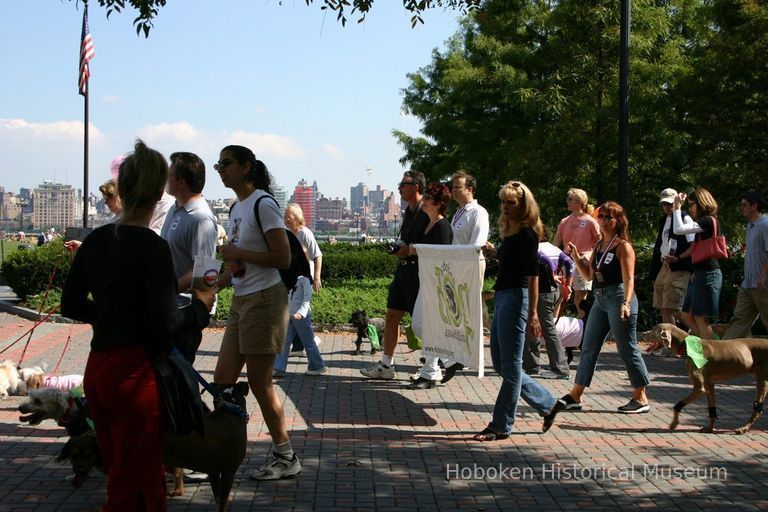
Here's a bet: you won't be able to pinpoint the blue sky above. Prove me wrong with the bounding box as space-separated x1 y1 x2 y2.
0 1 462 202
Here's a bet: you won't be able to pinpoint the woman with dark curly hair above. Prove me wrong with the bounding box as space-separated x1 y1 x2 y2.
406 181 454 389
560 201 650 414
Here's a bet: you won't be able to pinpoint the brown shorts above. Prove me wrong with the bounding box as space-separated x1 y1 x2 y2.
222 282 289 356
653 265 690 310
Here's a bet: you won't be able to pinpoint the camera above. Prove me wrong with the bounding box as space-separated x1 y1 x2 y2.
388 242 403 255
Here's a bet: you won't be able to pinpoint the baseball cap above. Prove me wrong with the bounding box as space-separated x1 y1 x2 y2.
659 188 677 205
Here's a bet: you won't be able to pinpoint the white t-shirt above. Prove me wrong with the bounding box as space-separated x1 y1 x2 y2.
539 316 583 348
295 226 322 280
227 190 284 296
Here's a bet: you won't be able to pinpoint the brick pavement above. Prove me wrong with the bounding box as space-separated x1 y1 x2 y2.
1 310 767 511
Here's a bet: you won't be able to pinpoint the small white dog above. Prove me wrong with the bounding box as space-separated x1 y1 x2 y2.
0 359 26 398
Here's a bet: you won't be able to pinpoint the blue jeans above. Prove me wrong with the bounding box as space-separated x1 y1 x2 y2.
575 284 649 389
290 311 312 351
489 288 557 435
274 313 325 372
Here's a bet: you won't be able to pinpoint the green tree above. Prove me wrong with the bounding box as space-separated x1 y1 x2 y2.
396 0 697 238
77 0 482 36
675 0 768 231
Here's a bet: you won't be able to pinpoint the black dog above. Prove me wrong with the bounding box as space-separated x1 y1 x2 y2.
349 310 385 355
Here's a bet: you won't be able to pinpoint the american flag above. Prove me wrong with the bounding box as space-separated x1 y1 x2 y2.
78 7 95 96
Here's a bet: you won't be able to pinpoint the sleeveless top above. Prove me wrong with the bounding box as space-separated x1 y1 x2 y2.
592 241 623 288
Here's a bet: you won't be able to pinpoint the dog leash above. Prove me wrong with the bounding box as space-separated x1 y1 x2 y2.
170 348 249 422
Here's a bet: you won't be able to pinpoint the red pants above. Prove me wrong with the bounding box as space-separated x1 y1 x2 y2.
84 346 166 511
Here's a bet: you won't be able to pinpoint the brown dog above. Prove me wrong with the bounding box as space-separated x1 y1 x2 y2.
646 323 768 434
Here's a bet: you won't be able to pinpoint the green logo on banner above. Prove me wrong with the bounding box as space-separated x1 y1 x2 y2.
434 261 474 353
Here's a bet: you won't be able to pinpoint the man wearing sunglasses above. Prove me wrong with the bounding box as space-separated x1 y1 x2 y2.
361 171 430 379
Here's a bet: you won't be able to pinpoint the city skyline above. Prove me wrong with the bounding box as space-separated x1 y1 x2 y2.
0 2 462 202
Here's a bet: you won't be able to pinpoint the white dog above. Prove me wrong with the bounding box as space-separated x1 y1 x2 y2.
0 359 26 398
18 387 77 426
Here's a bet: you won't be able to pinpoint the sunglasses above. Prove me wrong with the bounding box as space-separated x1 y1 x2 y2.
597 214 615 221
398 181 416 188
214 159 235 171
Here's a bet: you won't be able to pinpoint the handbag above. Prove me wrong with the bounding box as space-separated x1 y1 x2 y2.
690 217 728 264
154 349 206 436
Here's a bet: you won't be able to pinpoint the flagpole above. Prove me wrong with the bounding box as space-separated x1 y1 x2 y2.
83 72 89 229
80 0 91 229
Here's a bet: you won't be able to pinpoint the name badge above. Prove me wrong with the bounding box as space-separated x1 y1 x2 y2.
579 220 587 228
604 253 614 264
170 215 181 231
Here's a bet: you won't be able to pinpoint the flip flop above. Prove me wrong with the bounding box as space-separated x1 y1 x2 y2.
472 427 509 442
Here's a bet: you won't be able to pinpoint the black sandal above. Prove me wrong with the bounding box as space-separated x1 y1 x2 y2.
472 427 509 442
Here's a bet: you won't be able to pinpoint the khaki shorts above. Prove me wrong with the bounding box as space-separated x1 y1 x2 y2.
653 265 690 310
572 266 593 292
222 282 289 356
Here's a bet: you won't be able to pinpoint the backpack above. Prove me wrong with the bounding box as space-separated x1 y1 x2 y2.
252 194 313 291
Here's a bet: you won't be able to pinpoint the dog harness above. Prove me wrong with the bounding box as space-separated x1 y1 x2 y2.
683 335 709 369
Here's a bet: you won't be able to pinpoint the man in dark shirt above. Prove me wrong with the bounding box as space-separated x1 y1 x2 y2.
361 171 429 380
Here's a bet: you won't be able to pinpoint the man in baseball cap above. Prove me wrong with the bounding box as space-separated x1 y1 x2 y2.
650 188 695 352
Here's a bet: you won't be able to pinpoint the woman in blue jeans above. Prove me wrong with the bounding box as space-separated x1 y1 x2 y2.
561 201 650 414
474 181 564 441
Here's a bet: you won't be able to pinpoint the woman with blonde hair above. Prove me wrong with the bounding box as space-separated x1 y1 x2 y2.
560 201 650 414
672 188 723 339
475 181 564 440
554 188 600 312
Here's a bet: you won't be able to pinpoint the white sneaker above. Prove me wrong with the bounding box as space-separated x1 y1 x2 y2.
314 336 323 346
360 362 395 379
249 453 302 481
305 366 328 376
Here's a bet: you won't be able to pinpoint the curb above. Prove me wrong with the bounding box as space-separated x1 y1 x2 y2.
0 300 361 332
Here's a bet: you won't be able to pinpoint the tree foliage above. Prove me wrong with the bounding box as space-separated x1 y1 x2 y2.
76 0 482 36
395 0 767 239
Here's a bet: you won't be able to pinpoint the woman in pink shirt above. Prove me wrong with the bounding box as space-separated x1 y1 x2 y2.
554 188 600 312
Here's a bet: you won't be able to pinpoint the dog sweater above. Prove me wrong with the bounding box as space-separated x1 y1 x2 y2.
684 335 709 369
43 375 84 391
366 324 381 350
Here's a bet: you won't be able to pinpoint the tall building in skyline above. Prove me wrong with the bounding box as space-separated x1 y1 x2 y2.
350 182 368 213
32 182 79 230
272 183 288 216
290 179 318 230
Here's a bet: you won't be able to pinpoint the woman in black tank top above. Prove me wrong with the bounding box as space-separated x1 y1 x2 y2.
560 201 651 415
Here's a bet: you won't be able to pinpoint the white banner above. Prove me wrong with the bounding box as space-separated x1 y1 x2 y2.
413 244 485 377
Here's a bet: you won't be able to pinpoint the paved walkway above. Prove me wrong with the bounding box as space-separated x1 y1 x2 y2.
1 311 767 511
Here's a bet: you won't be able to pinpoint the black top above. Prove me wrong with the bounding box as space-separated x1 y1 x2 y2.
495 227 539 290
415 217 454 245
592 242 624 288
692 216 720 272
61 224 210 355
399 201 431 262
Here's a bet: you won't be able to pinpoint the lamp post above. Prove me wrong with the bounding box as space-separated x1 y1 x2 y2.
17 199 28 233
617 0 630 206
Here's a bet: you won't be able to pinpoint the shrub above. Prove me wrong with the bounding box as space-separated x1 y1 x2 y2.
23 288 62 314
1 240 74 300
320 243 398 285
310 278 391 324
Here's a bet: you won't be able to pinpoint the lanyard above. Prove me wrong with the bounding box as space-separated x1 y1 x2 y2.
595 235 618 271
452 204 468 227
